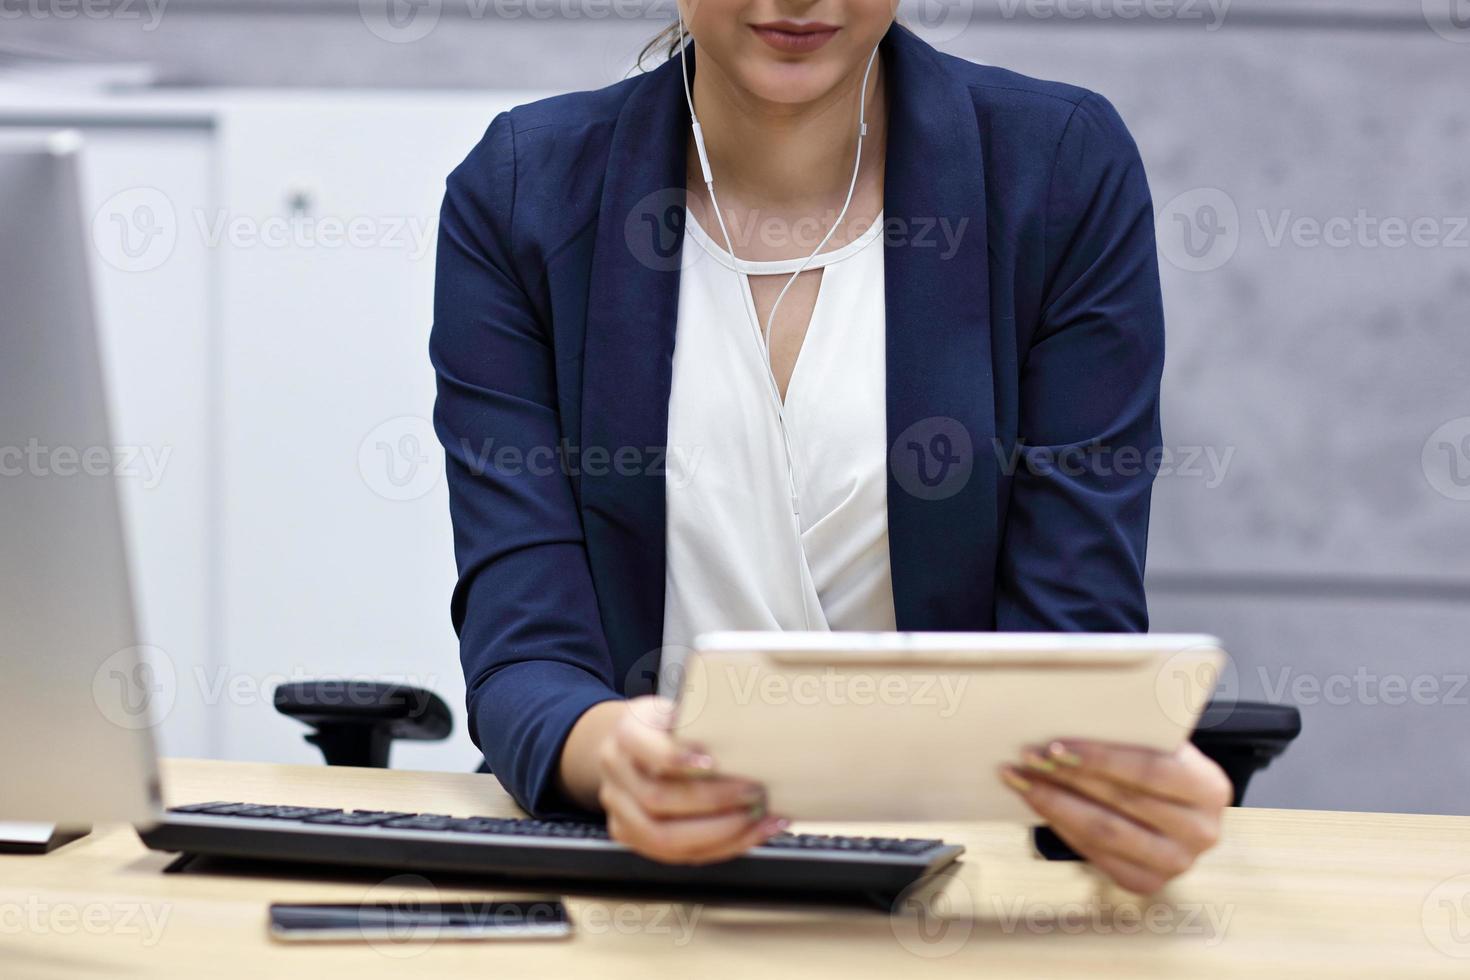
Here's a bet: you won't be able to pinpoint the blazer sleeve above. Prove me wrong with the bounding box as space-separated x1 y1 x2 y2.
430 112 623 816
995 93 1165 633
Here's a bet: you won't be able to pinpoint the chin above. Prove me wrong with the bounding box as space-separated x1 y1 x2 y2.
737 57 850 107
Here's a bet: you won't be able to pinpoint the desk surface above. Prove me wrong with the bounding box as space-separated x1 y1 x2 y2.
3 759 1469 979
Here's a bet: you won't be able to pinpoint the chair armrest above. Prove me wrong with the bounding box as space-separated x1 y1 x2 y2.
1033 700 1302 860
272 680 453 768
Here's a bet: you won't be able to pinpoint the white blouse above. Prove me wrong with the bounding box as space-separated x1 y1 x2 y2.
660 208 896 664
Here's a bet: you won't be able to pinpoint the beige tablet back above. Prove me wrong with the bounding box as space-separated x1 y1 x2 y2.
670 632 1225 822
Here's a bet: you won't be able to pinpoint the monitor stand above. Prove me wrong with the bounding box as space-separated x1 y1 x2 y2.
0 823 92 854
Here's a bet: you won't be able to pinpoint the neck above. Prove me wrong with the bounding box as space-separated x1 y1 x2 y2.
687 45 885 211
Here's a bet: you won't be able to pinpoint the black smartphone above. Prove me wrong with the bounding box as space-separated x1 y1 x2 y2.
268 898 573 943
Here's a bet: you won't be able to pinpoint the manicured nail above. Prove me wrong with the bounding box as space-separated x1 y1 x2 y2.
758 816 790 836
1047 742 1083 767
747 800 767 822
999 766 1033 793
1021 749 1057 773
680 751 715 774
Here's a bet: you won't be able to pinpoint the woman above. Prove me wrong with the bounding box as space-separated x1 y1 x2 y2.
431 4 1233 894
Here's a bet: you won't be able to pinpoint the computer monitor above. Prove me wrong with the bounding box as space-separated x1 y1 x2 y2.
0 132 161 824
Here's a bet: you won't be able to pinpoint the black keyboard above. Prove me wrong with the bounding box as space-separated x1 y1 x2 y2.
138 802 963 906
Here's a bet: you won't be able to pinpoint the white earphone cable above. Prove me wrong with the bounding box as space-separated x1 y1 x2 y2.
676 18 879 631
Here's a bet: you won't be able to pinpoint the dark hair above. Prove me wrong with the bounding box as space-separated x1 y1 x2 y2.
637 24 684 71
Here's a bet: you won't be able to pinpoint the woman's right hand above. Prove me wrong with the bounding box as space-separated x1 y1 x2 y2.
594 696 787 865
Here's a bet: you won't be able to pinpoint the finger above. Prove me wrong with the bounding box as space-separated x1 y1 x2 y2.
1084 850 1173 896
615 708 711 780
1043 740 1234 809
1019 751 1223 853
1000 766 1197 881
600 779 778 865
604 746 765 819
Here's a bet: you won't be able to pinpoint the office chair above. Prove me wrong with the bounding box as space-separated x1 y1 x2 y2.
273 681 1301 859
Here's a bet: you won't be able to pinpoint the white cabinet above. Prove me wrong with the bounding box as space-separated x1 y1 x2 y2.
2 91 523 770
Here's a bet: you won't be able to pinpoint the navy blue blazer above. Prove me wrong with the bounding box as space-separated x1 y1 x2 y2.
431 25 1165 816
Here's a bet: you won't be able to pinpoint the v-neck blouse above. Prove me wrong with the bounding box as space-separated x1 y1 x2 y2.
660 208 896 665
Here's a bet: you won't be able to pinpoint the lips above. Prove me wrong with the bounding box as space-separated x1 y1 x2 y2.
750 21 840 54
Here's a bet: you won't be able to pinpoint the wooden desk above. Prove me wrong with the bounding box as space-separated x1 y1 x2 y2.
3 759 1469 979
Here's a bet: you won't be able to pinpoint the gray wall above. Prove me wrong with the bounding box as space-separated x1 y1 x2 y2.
11 0 1469 814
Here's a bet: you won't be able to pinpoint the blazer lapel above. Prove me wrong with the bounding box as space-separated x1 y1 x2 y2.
883 27 999 629
580 55 689 675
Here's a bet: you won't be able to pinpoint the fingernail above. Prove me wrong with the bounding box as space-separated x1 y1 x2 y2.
1047 742 1083 767
680 751 715 774
999 766 1033 794
747 800 767 822
1021 749 1057 773
758 816 790 836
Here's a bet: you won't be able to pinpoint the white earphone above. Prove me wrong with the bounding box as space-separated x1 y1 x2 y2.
675 16 880 631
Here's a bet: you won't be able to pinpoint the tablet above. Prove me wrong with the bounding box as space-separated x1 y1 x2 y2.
669 632 1225 822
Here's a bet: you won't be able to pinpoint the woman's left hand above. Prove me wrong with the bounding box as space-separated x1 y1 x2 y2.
1000 740 1233 895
